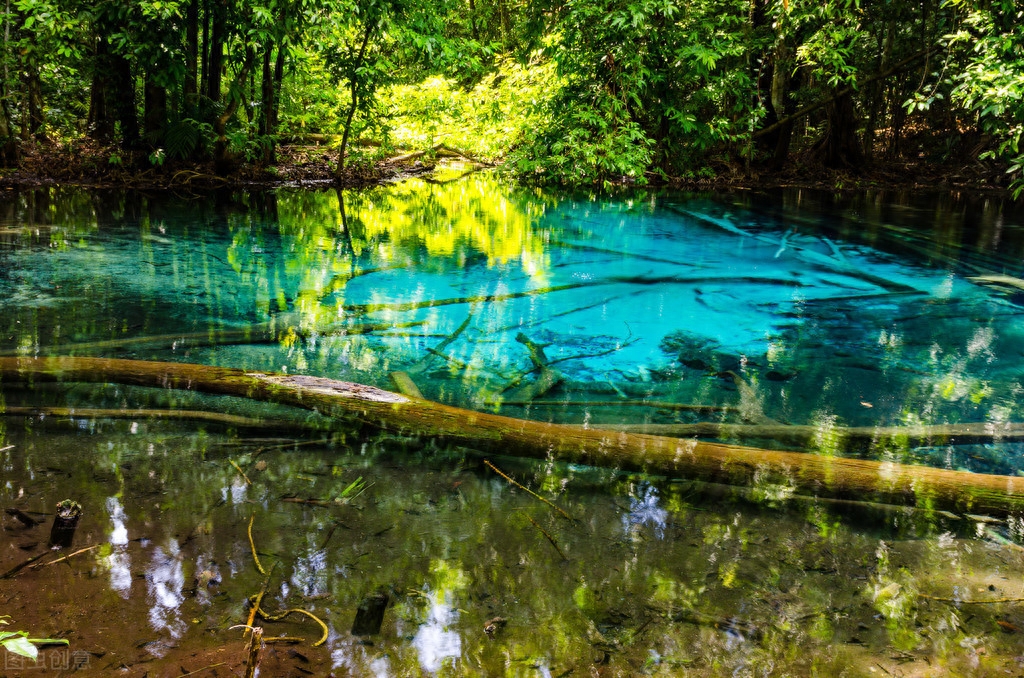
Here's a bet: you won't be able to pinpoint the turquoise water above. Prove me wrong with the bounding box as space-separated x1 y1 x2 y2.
4 178 1024 676
3 180 1024 471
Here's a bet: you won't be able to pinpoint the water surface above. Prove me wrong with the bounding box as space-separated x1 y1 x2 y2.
2 177 1024 675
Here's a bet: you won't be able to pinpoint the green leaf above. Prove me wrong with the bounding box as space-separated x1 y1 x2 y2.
2 635 39 660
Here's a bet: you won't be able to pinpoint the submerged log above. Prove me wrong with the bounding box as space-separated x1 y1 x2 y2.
500 333 564 403
593 421 1024 451
389 371 424 399
351 591 390 636
3 356 1024 517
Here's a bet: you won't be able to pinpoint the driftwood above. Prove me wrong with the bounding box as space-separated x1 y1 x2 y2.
3 356 1024 517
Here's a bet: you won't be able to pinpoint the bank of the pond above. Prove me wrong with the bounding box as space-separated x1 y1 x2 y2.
0 138 1016 197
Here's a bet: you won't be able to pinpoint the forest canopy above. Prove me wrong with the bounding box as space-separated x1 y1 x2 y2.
0 0 1021 193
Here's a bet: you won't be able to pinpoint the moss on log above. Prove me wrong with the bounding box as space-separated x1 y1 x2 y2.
2 356 1024 517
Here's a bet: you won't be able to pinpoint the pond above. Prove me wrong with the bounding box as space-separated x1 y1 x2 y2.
2 174 1024 676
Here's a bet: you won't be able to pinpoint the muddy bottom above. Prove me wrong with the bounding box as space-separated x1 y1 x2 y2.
2 416 1024 677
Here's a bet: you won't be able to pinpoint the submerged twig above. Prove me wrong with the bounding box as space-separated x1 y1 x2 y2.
920 593 1024 605
231 460 253 486
247 596 330 646
424 347 474 373
178 662 228 677
248 513 267 575
341 282 603 314
31 544 100 569
244 563 279 636
0 552 49 579
546 337 640 367
409 307 476 375
523 512 568 560
484 460 572 520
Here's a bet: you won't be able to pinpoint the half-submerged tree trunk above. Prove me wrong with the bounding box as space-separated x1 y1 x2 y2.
3 356 1024 517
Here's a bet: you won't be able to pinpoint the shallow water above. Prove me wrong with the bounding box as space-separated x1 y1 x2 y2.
2 177 1024 675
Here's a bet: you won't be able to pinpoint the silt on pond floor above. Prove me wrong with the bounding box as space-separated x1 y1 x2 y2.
3 417 1024 677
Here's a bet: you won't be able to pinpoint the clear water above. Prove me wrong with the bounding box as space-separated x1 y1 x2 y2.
3 177 1024 675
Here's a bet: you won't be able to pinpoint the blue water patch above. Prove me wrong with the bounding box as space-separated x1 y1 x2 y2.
2 181 1024 472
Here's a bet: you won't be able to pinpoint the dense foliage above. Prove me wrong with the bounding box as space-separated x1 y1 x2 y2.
0 0 1020 192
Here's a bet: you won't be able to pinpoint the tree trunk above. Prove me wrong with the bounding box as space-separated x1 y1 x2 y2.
862 21 895 161
111 53 140 148
259 42 276 163
22 60 45 142
335 23 374 181
765 44 794 170
0 83 17 165
468 0 479 41
0 0 18 163
207 0 225 104
185 0 200 109
88 38 115 141
213 51 254 172
271 40 285 134
811 92 864 169
200 0 210 99
144 75 168 147
3 355 1024 518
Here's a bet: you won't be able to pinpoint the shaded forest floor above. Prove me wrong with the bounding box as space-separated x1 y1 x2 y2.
0 137 1014 196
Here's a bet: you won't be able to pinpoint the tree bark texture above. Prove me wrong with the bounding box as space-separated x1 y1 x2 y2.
2 356 1024 517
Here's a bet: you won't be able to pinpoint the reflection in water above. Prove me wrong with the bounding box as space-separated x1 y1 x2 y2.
411 591 462 674
0 422 1023 673
291 543 329 599
105 496 131 598
146 542 187 642
623 482 668 539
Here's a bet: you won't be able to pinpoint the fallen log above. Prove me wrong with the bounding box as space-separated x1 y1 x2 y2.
0 406 321 433
592 421 1024 451
2 356 1024 517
